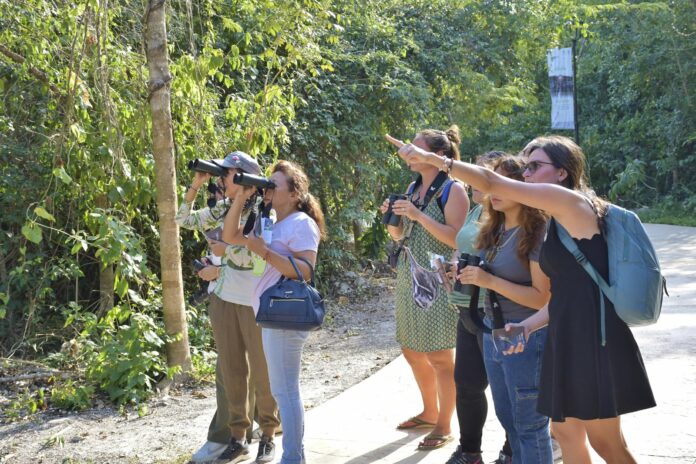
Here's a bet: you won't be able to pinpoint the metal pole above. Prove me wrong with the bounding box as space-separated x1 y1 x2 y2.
572 29 580 145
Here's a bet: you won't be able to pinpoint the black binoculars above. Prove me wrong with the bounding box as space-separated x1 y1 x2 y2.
454 253 484 295
233 172 276 189
382 193 408 227
187 159 225 177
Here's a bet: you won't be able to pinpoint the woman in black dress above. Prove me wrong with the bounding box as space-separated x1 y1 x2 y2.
387 134 655 464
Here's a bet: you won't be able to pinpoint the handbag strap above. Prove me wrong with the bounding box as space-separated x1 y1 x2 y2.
288 256 315 283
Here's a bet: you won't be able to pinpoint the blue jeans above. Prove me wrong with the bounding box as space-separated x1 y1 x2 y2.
483 325 551 463
262 328 310 464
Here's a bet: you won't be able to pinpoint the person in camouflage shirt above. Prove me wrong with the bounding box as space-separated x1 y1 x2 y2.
178 152 280 464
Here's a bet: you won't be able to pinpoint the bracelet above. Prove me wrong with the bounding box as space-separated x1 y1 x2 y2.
187 184 200 192
438 155 448 172
262 248 271 262
446 157 454 174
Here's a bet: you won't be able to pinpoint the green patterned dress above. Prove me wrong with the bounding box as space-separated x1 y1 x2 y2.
395 193 458 352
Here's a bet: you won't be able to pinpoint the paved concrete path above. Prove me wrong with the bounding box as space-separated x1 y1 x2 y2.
282 224 696 463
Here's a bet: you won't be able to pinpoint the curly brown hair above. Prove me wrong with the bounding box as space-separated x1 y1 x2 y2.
475 155 548 265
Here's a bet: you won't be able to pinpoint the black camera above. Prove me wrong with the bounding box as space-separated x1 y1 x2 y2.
454 253 484 295
233 172 276 189
189 285 210 306
382 193 408 227
187 159 226 177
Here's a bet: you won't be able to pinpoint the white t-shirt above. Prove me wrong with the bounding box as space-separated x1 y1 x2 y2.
252 211 321 314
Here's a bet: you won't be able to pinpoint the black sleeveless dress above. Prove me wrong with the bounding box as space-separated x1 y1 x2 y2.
537 219 656 421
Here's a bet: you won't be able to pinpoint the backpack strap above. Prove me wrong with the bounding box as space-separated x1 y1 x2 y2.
409 171 449 209
554 219 612 346
436 179 455 214
392 172 449 265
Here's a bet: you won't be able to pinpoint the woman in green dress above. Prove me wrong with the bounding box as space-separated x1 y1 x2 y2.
380 126 469 450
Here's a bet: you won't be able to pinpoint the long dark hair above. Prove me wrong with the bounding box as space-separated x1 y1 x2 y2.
476 156 548 264
523 135 608 218
271 160 326 239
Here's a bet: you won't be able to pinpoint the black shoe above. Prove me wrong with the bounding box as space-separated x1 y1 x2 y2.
445 446 483 464
215 440 250 463
255 437 275 463
492 451 512 464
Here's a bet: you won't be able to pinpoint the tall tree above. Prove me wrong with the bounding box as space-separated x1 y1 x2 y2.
143 0 191 373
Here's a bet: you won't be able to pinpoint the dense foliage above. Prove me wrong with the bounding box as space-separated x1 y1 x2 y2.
1 0 694 408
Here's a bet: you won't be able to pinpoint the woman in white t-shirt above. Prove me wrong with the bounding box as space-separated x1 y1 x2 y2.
224 160 325 464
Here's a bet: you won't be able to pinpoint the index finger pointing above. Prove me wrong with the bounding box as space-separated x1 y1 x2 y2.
384 134 405 148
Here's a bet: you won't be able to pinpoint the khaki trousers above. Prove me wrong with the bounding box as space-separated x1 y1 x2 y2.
207 294 279 443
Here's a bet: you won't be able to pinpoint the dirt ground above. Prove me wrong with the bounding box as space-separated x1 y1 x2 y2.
0 277 401 464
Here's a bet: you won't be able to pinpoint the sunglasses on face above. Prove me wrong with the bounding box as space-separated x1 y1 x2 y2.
523 160 556 173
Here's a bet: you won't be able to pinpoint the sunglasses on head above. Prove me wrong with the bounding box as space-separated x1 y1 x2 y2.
523 160 556 173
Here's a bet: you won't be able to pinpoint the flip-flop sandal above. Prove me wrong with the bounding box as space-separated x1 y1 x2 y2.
396 416 436 430
417 433 454 451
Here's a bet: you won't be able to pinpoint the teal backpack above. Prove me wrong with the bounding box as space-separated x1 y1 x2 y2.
555 204 667 346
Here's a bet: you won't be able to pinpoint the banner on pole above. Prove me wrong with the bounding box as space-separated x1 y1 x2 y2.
547 47 574 130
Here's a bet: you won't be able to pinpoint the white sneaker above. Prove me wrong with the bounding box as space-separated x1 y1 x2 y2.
191 440 228 463
551 437 563 462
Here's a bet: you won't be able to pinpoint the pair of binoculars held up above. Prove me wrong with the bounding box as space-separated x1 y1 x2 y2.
233 172 275 189
187 159 225 177
187 159 275 189
382 193 408 227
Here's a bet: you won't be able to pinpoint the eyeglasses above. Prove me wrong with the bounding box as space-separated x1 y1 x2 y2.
523 160 556 173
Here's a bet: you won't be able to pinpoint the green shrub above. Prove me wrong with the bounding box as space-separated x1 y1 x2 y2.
82 306 179 405
3 387 47 421
50 380 94 411
636 197 696 227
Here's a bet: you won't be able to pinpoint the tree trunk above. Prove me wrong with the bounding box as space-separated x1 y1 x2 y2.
95 195 114 316
143 0 191 373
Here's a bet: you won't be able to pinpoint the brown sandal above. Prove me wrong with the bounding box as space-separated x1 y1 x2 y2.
417 433 453 450
396 416 436 430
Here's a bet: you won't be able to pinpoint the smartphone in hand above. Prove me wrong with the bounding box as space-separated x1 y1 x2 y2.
193 259 206 272
492 326 526 354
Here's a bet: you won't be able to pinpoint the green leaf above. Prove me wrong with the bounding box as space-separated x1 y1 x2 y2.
115 275 128 299
22 222 42 244
35 206 56 222
53 167 73 185
222 18 243 33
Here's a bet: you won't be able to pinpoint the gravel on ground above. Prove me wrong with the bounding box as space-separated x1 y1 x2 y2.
0 277 400 464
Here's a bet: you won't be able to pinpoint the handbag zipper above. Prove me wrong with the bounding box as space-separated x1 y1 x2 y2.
270 298 306 307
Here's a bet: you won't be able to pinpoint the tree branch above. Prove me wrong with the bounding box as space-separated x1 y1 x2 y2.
0 43 62 95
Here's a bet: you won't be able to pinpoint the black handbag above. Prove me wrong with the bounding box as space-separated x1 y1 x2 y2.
256 256 325 331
